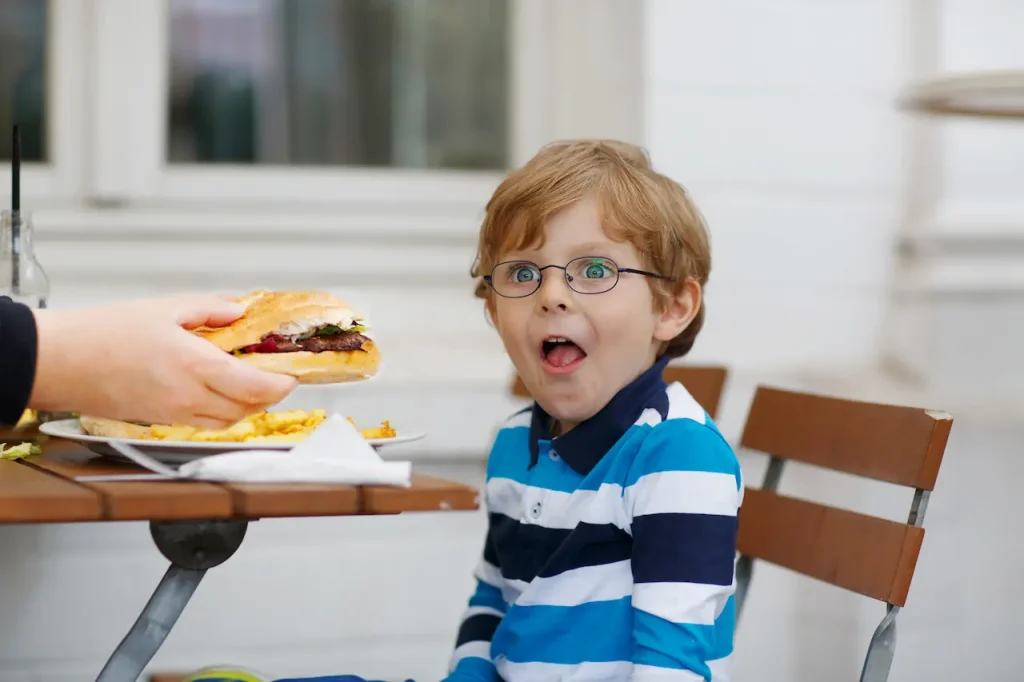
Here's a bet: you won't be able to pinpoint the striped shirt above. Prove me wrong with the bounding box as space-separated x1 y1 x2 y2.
445 356 743 682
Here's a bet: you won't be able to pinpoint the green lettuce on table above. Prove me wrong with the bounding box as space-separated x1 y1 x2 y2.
0 442 41 460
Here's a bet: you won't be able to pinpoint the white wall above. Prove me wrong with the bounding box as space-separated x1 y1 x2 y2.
644 0 908 376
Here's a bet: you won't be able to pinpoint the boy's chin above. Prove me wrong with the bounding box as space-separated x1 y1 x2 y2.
536 393 601 427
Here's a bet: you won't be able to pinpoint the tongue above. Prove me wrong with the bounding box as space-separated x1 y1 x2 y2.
547 343 586 368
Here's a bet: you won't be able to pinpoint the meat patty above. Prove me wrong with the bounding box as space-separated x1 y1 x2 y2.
237 331 370 354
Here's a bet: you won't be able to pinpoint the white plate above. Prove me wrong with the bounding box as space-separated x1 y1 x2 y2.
39 419 426 465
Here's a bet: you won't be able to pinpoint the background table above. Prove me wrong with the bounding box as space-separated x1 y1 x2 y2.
0 436 480 682
900 70 1024 120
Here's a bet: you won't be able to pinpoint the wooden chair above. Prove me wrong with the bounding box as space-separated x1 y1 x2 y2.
510 364 729 419
735 386 953 682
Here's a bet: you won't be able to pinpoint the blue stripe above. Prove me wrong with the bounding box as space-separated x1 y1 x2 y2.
488 441 584 494
449 655 496 681
496 598 633 664
486 427 531 477
583 425 652 487
625 419 739 487
456 613 503 647
710 595 736 660
631 513 737 586
490 514 631 582
468 579 508 614
633 609 715 677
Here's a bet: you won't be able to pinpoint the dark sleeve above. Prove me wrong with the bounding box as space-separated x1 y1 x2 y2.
0 296 39 425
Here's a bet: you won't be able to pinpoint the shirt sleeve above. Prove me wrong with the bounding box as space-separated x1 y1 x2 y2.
0 296 39 425
625 418 742 681
443 513 508 682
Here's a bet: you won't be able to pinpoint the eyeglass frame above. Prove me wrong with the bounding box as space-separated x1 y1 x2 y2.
482 256 672 298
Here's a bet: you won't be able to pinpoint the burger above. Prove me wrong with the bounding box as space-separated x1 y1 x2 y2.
195 289 380 383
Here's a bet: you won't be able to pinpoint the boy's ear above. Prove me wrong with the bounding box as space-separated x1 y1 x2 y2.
654 278 701 343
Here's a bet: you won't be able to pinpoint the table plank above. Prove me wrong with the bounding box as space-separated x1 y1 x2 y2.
0 459 103 523
361 473 480 514
28 442 233 521
221 483 360 518
27 439 478 521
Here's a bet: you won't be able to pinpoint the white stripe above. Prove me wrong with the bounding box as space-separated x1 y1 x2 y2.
449 640 492 668
635 407 663 427
487 478 630 532
708 655 732 682
633 580 734 625
515 560 633 607
475 559 503 589
626 471 739 518
502 577 529 605
632 664 705 682
496 659 632 682
665 382 707 424
463 605 504 620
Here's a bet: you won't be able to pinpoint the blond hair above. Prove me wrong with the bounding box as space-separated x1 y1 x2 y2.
471 139 711 357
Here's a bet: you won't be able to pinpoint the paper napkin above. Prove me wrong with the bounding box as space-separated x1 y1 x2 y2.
177 414 412 486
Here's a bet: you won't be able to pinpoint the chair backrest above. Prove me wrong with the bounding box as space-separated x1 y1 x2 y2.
509 364 729 419
736 386 953 608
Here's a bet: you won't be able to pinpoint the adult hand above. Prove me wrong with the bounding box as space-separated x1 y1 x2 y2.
30 294 298 428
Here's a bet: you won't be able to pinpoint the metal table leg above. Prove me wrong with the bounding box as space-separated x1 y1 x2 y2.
95 519 249 682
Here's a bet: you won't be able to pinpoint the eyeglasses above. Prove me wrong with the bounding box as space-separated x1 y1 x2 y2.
483 256 670 298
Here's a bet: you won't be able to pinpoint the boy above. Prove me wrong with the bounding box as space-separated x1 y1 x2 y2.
183 140 740 682
445 140 742 682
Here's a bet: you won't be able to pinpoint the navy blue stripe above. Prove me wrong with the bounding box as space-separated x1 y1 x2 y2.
536 522 632 579
489 513 571 582
632 512 737 586
489 513 632 582
483 532 500 567
455 613 502 647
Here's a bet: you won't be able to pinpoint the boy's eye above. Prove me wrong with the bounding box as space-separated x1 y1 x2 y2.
507 263 539 282
572 258 617 280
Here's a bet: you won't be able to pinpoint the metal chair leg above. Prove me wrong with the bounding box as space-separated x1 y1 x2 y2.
94 519 248 682
859 604 900 682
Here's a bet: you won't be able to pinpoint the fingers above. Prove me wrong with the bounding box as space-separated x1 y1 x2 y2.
190 388 268 429
167 377 290 430
202 353 299 408
169 294 248 330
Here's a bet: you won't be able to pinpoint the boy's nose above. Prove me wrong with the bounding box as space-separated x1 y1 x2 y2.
536 274 573 312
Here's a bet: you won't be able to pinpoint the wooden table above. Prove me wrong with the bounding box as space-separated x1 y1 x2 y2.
0 436 479 682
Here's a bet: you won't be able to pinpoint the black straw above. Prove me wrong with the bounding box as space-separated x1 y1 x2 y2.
11 125 19 214
10 125 21 292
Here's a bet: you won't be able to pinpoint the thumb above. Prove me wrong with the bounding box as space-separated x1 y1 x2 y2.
171 295 248 330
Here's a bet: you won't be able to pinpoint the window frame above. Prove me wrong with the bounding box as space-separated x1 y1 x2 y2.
4 0 642 232
85 0 511 214
0 0 90 207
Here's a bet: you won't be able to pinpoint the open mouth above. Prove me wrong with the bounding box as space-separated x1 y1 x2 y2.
540 336 588 371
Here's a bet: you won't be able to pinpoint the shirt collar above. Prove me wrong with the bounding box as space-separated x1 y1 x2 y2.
528 354 672 475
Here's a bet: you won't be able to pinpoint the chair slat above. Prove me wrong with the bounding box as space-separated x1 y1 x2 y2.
510 364 729 419
737 487 924 606
739 386 952 489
